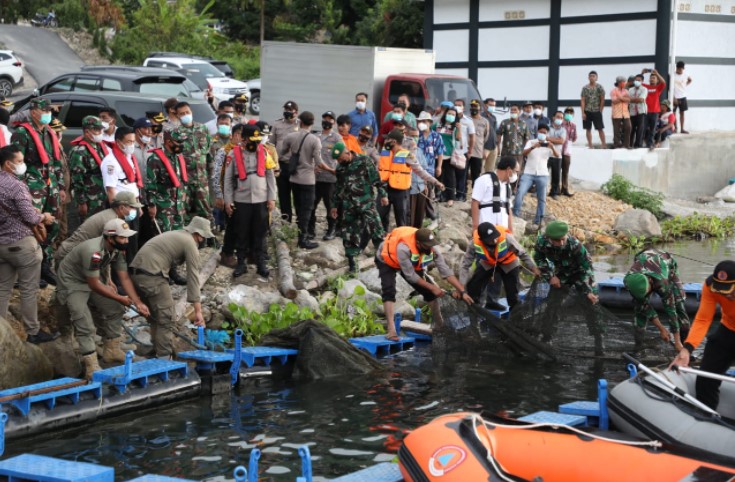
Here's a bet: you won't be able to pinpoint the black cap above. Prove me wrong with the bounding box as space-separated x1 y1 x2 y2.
283 100 298 110
385 128 404 143
709 260 735 295
322 111 336 120
415 228 439 247
478 222 501 244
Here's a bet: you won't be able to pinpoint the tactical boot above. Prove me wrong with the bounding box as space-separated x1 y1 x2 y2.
169 267 187 286
298 235 319 250
347 256 357 273
233 258 248 277
323 226 337 241
256 261 270 278
220 252 237 268
484 299 507 312
102 337 127 364
82 352 102 380
561 189 574 197
40 257 57 286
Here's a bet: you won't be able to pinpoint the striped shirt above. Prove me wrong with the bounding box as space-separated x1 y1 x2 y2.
0 171 44 245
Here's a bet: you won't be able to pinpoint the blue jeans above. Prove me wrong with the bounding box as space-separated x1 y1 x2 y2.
513 174 549 224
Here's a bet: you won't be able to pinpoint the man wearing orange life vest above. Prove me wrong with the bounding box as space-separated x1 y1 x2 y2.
11 97 66 286
671 260 735 409
460 222 540 312
378 128 444 232
224 123 276 279
376 227 472 340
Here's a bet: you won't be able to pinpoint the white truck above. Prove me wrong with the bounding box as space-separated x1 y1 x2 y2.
260 41 482 123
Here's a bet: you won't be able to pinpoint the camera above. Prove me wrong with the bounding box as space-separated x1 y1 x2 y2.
540 142 548 147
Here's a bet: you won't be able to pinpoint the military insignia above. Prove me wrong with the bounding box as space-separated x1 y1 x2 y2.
718 270 728 281
89 252 102 271
107 165 115 174
122 222 129 229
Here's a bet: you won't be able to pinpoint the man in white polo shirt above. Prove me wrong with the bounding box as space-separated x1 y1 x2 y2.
101 126 143 263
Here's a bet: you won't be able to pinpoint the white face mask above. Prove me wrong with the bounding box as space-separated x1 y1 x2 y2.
454 105 464 114
13 162 27 177
356 101 366 110
418 122 428 131
534 108 543 116
509 172 518 184
261 135 270 145
140 135 152 144
122 144 135 156
101 121 110 130
92 133 104 143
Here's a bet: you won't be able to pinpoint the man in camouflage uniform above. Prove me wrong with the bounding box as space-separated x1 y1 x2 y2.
69 116 109 221
174 102 212 227
11 98 66 284
624 249 690 350
330 142 388 273
533 220 599 304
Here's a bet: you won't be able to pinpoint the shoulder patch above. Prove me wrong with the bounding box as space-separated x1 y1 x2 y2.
89 252 102 271
106 164 115 175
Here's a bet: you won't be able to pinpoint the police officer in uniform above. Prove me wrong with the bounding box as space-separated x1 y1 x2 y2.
57 219 150 378
271 100 300 223
130 217 212 359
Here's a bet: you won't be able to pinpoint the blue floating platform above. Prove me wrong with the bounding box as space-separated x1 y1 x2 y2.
0 378 102 416
558 400 600 417
176 351 235 370
92 359 188 394
331 462 402 482
349 335 415 357
226 346 299 368
0 454 114 482
404 331 432 342
518 411 587 427
126 476 197 482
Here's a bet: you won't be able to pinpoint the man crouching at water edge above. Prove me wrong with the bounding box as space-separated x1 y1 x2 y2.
375 227 473 340
671 261 735 410
533 221 599 304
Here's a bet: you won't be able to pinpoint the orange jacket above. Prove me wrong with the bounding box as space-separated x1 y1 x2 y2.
472 226 517 266
381 226 434 271
686 282 735 349
378 149 412 190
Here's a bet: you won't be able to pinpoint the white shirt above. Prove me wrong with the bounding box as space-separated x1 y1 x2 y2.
522 140 552 176
101 151 140 198
455 116 476 154
674 72 689 99
472 172 510 228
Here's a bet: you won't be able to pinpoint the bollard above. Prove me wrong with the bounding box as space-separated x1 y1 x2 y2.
297 446 313 482
0 412 7 457
394 313 402 336
198 326 205 347
248 448 261 482
230 329 244 386
233 465 247 482
415 307 421 323
124 351 134 384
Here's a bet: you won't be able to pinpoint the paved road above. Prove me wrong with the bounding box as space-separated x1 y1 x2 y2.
0 25 83 93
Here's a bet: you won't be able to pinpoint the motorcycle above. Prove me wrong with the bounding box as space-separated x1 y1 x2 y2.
31 11 58 28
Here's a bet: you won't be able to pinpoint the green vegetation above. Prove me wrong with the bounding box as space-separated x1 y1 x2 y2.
661 214 735 241
601 174 665 219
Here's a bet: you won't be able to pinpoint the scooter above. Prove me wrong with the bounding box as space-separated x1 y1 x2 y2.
31 11 58 28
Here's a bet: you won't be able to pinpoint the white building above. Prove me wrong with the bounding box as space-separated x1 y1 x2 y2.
425 0 735 133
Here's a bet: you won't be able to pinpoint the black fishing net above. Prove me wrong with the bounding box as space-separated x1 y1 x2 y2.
261 319 384 380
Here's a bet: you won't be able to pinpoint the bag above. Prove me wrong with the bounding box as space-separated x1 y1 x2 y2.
450 149 466 169
288 132 309 176
0 201 47 243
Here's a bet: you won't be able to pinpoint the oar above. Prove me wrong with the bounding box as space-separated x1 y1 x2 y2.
623 353 720 416
672 365 735 385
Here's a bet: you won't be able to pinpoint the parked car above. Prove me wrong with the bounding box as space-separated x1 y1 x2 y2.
11 92 216 151
12 68 202 113
143 56 248 104
246 78 260 115
0 50 24 97
147 52 235 78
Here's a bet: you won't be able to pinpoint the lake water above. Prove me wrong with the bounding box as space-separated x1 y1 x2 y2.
6 240 734 481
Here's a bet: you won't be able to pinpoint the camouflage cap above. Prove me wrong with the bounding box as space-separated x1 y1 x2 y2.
30 98 52 111
82 115 103 130
167 128 189 143
331 141 347 159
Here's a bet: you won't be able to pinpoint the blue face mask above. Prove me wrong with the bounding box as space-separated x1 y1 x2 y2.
634 80 641 87
538 133 547 142
554 118 563 126
180 114 193 125
392 113 403 122
125 209 138 222
218 124 231 137
445 114 456 124
40 113 52 125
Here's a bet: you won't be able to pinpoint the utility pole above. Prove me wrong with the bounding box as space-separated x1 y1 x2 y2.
260 0 265 45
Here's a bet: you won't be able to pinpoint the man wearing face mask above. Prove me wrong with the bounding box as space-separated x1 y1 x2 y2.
349 92 379 144
496 104 530 168
132 118 156 246
146 111 166 149
468 100 489 186
532 102 550 127
546 111 567 199
163 98 180 133
481 98 499 171
0 145 56 343
224 124 276 278
520 101 538 138
11 98 65 286
513 124 559 228
308 111 341 241
209 114 233 234
231 94 249 124
376 227 473 339
205 100 236 136
628 74 648 148
382 94 417 129
213 124 243 268
57 218 150 377
452 99 475 201
357 125 380 165
175 101 213 231
271 100 300 224
98 108 118 144
69 116 110 222
416 111 445 222
378 103 408 146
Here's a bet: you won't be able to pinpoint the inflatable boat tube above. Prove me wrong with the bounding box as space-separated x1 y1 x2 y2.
608 370 735 466
399 412 735 482
597 278 703 315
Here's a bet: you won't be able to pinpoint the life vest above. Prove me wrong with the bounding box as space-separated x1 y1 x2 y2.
0 128 8 147
233 145 266 181
18 122 61 165
149 148 188 188
70 136 109 166
381 226 434 272
111 144 144 188
478 171 511 214
473 226 517 266
378 149 412 190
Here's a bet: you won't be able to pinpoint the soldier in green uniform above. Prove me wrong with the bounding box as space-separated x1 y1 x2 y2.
57 219 150 378
69 116 110 221
624 249 690 350
330 142 389 273
146 129 190 285
174 102 213 226
533 220 599 304
11 98 66 284
130 217 212 358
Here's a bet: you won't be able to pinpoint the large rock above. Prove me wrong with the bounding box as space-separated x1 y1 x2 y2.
0 316 54 390
613 208 662 237
437 225 471 251
300 243 344 270
359 267 413 301
337 278 412 318
42 334 82 378
511 216 527 237
224 285 288 314
293 289 320 313
714 184 735 203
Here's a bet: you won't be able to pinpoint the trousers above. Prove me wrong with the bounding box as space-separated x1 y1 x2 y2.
233 201 268 262
467 265 520 308
58 288 125 355
378 187 409 232
291 182 316 237
695 325 735 410
0 236 42 334
277 161 293 223
131 273 176 357
309 181 336 234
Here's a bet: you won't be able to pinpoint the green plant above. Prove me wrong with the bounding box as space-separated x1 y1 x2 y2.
601 174 665 219
620 235 646 251
661 214 735 241
273 221 299 244
225 302 315 345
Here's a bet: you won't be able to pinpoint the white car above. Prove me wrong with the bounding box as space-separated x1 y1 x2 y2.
0 50 24 97
143 56 249 104
246 78 260 115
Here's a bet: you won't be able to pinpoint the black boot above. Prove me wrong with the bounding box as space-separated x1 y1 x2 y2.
40 256 57 286
347 256 357 273
484 299 507 311
168 267 188 286
298 235 319 250
323 226 336 241
256 260 270 278
233 258 247 277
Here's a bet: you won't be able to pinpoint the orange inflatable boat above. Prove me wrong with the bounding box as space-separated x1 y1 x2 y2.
399 412 735 482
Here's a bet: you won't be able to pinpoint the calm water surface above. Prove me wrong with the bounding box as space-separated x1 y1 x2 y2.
8 240 734 480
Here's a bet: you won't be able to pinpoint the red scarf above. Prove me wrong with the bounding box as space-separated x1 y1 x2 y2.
149 148 188 188
233 145 266 181
71 136 109 166
18 122 61 165
112 144 143 188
